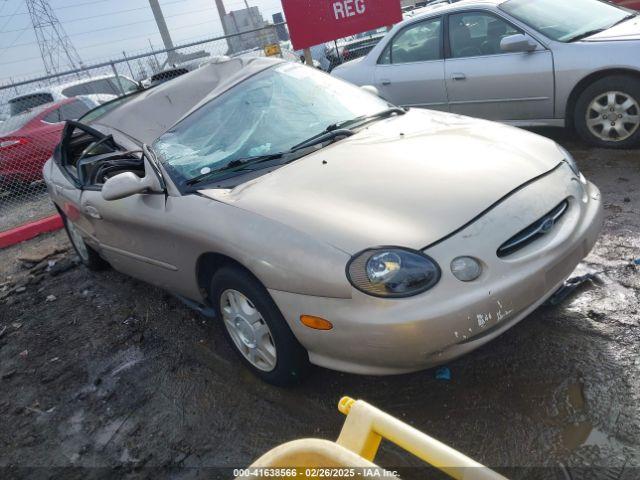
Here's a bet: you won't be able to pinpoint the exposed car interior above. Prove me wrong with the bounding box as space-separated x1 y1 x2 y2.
58 122 143 187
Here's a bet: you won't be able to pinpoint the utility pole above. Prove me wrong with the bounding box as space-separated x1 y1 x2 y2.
214 0 232 53
148 0 177 64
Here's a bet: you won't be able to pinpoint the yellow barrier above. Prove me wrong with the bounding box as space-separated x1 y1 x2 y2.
337 397 508 480
239 397 508 480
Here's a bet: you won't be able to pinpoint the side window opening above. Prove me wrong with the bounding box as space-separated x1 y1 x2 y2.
62 78 120 97
60 100 91 121
58 122 143 188
378 18 442 65
9 93 55 115
43 109 62 124
110 77 139 94
378 44 391 65
449 12 520 59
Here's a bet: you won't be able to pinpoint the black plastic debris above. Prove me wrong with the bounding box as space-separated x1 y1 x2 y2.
545 273 599 306
546 257 639 307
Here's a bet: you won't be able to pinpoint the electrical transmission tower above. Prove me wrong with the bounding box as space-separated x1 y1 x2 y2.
26 0 84 75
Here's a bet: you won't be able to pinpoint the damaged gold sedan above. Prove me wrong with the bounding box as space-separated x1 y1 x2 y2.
44 57 603 385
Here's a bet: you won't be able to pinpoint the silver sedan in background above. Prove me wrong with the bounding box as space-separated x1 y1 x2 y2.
333 0 640 148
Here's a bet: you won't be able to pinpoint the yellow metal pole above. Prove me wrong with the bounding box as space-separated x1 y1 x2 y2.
337 397 508 480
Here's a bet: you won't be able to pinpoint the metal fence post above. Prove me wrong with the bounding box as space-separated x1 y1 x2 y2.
109 61 125 95
122 51 135 79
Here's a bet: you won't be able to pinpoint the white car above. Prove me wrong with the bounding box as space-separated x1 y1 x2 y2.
8 74 139 116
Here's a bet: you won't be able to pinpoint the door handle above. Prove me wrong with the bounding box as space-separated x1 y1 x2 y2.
451 73 467 81
380 79 391 86
84 205 102 219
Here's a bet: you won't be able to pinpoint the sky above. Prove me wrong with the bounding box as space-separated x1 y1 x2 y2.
0 0 287 83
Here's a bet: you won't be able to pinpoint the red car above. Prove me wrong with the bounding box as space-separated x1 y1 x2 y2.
0 96 98 189
614 0 640 10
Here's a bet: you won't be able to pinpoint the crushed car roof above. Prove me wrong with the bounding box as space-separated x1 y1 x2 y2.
91 56 284 144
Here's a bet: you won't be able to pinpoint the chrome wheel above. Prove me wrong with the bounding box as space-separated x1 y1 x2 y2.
67 221 89 262
586 91 640 142
220 289 277 372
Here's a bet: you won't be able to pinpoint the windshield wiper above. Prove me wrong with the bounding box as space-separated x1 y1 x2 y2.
566 15 636 43
567 29 607 42
185 152 286 187
185 108 407 188
290 108 406 152
329 107 407 131
610 14 637 28
290 128 355 152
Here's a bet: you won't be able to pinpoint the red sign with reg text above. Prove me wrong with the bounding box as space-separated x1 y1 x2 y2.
281 0 402 50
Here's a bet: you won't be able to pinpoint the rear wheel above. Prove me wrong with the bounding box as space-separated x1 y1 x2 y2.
210 266 311 386
575 75 640 148
60 212 108 270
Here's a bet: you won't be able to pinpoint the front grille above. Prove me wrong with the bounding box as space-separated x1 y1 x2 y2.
497 200 569 258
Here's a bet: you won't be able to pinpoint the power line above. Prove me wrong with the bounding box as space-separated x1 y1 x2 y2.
0 0 198 18
0 18 224 65
1 0 195 32
0 27 28 58
0 0 111 18
5 5 218 44
0 1 23 33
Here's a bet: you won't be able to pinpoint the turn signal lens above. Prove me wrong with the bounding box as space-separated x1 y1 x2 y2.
300 315 333 331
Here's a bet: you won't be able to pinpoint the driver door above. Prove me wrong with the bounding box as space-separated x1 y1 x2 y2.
444 11 554 121
76 146 180 290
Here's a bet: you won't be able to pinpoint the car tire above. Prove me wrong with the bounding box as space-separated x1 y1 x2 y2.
574 75 640 149
210 266 311 386
60 212 108 271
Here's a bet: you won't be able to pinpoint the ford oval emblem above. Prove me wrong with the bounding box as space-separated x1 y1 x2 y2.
540 218 555 234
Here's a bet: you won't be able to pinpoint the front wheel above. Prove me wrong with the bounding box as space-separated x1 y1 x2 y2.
210 266 311 386
60 212 108 271
574 75 640 148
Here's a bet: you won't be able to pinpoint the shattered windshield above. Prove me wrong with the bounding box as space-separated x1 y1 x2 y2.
153 63 390 185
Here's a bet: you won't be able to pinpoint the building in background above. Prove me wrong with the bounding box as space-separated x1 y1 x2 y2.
222 6 279 53
272 13 289 42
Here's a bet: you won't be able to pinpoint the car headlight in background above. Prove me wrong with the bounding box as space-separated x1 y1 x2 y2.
347 248 441 298
451 256 483 282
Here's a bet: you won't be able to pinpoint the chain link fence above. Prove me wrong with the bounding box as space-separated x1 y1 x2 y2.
0 21 388 234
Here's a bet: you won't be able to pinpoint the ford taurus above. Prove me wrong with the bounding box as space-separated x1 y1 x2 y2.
44 57 603 385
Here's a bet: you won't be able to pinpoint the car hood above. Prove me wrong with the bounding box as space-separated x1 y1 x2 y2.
199 110 564 254
585 16 640 41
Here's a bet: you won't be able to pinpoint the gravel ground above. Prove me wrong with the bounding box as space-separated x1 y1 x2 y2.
0 187 55 231
0 130 639 479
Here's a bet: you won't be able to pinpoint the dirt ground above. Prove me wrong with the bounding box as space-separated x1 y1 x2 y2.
0 129 639 479
0 188 54 231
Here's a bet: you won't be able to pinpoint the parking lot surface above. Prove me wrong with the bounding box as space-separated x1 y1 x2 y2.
0 130 638 479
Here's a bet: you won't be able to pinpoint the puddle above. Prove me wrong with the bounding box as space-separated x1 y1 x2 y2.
561 422 621 452
566 382 585 412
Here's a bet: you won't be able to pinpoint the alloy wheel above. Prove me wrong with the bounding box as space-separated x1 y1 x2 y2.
220 289 277 372
586 91 640 142
67 221 89 262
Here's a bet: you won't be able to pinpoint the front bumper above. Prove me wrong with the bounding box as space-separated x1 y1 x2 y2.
270 166 604 375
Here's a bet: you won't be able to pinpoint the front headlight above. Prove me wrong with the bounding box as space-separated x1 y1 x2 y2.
558 144 580 176
347 247 441 298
